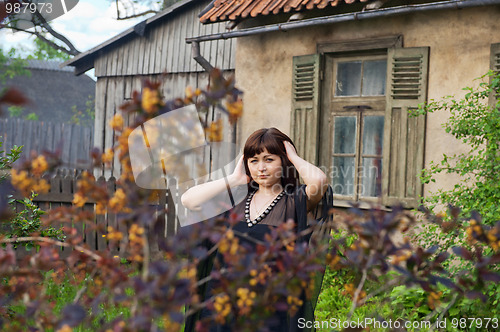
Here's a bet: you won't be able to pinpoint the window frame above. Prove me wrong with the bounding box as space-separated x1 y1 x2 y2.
318 35 402 208
326 54 387 203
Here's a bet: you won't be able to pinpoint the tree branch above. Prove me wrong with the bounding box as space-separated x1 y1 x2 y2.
116 9 158 20
0 236 102 261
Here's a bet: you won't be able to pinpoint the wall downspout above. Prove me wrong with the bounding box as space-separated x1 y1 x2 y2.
191 41 214 72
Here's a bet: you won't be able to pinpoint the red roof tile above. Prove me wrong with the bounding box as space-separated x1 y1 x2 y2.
200 0 367 23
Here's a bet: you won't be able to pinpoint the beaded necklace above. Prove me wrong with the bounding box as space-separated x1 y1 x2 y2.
245 190 285 227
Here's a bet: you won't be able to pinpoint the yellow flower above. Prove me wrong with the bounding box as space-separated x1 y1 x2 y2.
32 179 50 194
10 169 30 190
56 325 73 332
226 98 243 123
101 148 114 164
107 226 123 241
72 192 87 208
109 188 127 212
427 291 442 310
109 114 124 131
96 202 106 215
10 169 49 195
214 294 231 323
141 87 161 114
205 119 223 142
31 155 48 176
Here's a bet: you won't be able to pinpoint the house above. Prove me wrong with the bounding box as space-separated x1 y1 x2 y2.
0 59 95 169
0 59 95 124
64 0 235 180
192 0 500 208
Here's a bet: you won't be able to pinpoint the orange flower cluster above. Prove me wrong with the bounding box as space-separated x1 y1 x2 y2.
343 283 366 306
205 119 223 142
106 226 123 242
226 98 243 124
388 249 412 266
109 113 124 131
109 188 131 213
326 253 341 270
72 171 108 212
141 87 163 114
128 223 145 262
287 295 303 315
236 287 256 315
72 192 87 208
249 264 272 286
56 324 73 332
184 86 202 103
178 266 197 282
101 148 114 165
427 291 442 310
487 226 500 251
466 219 481 243
214 294 231 323
31 155 48 177
10 169 50 196
218 229 239 255
161 314 182 331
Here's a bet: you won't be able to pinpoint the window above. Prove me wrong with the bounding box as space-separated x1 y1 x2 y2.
291 37 429 208
329 55 386 201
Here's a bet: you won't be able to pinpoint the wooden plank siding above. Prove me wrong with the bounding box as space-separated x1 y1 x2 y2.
93 2 234 78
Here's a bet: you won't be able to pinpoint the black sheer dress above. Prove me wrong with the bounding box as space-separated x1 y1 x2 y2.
184 185 333 332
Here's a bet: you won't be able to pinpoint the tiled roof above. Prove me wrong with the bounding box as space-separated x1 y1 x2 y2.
199 0 368 23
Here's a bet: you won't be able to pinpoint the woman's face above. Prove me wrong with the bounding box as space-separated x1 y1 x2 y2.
247 148 283 189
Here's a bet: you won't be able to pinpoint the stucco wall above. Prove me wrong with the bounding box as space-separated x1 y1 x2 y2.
234 5 500 198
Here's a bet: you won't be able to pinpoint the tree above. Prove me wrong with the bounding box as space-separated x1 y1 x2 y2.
415 71 500 226
27 35 71 61
0 47 30 85
0 0 178 57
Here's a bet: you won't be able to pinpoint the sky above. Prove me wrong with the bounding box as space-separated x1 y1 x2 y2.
0 0 157 63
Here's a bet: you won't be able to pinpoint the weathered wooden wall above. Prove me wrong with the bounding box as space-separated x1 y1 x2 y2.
91 0 236 180
93 1 234 77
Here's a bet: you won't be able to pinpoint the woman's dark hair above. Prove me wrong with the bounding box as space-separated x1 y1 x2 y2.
243 128 300 193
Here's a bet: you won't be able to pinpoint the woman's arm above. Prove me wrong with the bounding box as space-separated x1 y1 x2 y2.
181 156 249 211
284 141 328 211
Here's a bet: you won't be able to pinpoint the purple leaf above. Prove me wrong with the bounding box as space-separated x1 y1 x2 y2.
60 304 86 327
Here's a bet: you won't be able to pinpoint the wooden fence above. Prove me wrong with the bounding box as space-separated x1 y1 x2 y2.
9 169 177 259
0 118 93 170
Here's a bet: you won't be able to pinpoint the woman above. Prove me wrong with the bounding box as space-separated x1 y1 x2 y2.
182 127 331 331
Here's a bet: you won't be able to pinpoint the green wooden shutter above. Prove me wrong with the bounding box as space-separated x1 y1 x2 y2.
291 54 321 164
489 43 500 107
382 47 429 208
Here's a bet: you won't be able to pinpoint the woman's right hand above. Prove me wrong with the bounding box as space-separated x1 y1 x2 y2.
229 155 250 186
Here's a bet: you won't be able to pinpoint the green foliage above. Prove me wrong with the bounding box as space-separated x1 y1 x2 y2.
0 139 23 183
7 105 39 121
27 36 71 61
0 47 30 85
6 105 24 117
5 192 65 249
414 71 500 226
24 112 39 121
70 95 95 126
0 140 62 249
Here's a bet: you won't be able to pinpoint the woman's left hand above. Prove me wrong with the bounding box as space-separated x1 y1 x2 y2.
283 141 298 160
